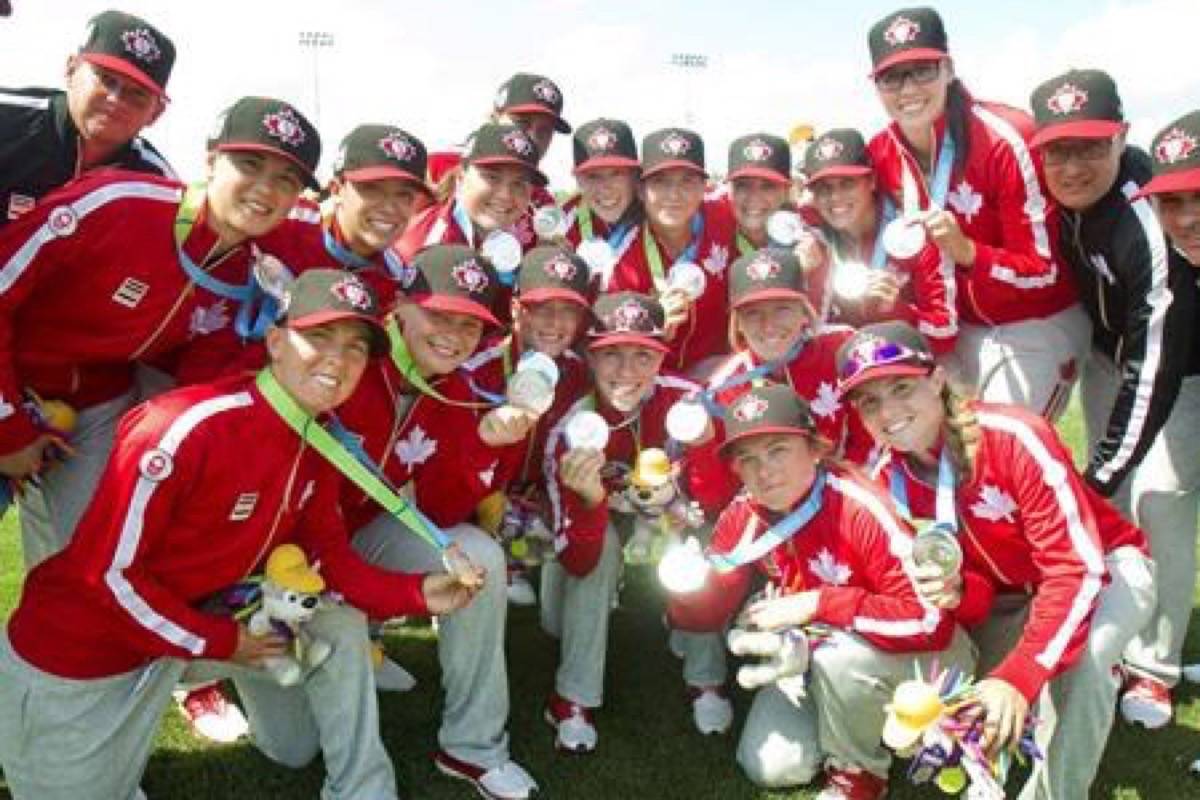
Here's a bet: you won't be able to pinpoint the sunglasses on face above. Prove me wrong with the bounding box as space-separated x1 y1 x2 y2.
875 61 943 93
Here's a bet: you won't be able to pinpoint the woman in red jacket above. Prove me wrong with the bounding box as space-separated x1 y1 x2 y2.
837 320 1155 799
563 117 642 281
669 383 972 800
864 6 1089 420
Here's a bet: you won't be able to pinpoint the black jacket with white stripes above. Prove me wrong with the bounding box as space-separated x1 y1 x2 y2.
0 87 173 227
1060 146 1195 496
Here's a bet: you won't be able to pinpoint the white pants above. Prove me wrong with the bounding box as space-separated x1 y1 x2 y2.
948 304 1091 421
0 605 397 800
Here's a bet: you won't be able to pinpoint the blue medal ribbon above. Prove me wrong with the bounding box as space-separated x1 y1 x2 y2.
695 334 809 418
889 447 958 536
709 470 827 573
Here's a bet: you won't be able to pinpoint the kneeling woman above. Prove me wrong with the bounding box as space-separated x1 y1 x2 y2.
838 321 1155 800
669 384 973 799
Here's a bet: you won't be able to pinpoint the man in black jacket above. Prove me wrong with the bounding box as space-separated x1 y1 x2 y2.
1031 71 1196 730
0 9 174 226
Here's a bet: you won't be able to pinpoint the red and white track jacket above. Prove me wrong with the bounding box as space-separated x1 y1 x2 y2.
873 402 1148 700
0 171 259 452
669 465 955 653
543 373 699 576
333 356 525 533
685 327 874 514
868 91 1078 325
602 200 738 372
7 375 429 679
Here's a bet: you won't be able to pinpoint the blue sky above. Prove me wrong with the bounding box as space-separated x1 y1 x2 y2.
3 1 1196 186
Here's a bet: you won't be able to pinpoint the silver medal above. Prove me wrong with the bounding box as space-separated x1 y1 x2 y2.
832 260 871 300
576 238 617 279
657 536 711 594
911 526 963 578
666 261 707 302
564 410 609 451
665 399 710 444
882 217 926 260
766 210 805 246
506 352 559 416
481 230 523 274
532 205 566 239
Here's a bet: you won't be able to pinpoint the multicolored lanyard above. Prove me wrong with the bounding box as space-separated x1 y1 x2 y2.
897 130 956 215
173 183 277 340
577 204 632 250
451 198 478 247
386 319 492 410
697 335 809 417
255 369 450 551
709 469 827 573
888 447 958 535
322 224 409 281
736 231 757 257
643 212 703 289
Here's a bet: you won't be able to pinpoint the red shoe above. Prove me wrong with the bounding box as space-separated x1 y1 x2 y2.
543 692 597 753
176 683 248 743
1120 675 1172 729
816 765 887 800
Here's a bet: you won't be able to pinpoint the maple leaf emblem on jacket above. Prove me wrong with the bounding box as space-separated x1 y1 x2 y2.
809 547 852 586
809 382 841 419
947 180 982 223
970 484 1018 523
189 300 230 337
702 243 729 276
396 425 437 467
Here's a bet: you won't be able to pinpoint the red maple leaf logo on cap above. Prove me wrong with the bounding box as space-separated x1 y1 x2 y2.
264 108 306 148
607 300 650 332
588 127 617 153
660 132 691 157
746 254 781 281
452 259 491 294
816 137 844 161
1046 83 1088 115
532 79 561 105
743 138 773 162
544 255 578 282
121 28 162 63
1155 128 1198 165
503 130 535 158
883 16 921 46
732 394 769 422
331 276 372 311
379 132 417 162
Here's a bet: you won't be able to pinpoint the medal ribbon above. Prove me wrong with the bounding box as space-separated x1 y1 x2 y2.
695 334 809 417
386 319 492 409
255 369 450 551
735 231 756 258
642 212 704 290
897 130 956 216
889 447 958 535
577 204 632 250
323 223 409 282
709 470 827 573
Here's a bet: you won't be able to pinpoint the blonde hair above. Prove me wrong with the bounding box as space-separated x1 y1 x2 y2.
940 380 981 482
433 163 462 204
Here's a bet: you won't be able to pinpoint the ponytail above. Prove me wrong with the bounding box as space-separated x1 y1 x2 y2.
940 380 980 482
944 78 971 173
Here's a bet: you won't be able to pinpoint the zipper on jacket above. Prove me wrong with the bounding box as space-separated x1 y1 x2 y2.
246 439 307 574
1069 212 1110 333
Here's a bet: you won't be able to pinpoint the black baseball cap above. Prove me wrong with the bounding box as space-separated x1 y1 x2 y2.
333 124 431 194
494 72 571 133
642 128 706 179
1132 110 1200 200
574 118 640 174
588 292 669 353
404 244 501 326
278 269 388 357
464 123 548 186
868 7 949 77
719 384 817 459
804 129 873 184
728 133 791 186
835 321 935 398
78 9 175 99
1030 69 1126 149
208 97 321 190
518 245 593 308
729 247 808 309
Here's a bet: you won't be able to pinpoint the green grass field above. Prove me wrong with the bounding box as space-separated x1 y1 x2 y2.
1 402 1198 799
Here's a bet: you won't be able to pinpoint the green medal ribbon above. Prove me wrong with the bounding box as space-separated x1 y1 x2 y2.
736 231 756 257
386 319 491 409
255 369 450 551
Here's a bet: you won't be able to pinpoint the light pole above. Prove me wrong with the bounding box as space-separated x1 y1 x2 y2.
298 30 334 126
670 52 708 128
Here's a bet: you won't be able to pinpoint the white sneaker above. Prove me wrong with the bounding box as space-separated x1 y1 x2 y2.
689 686 733 735
176 684 249 743
544 692 598 753
374 653 417 693
507 574 538 607
434 751 539 799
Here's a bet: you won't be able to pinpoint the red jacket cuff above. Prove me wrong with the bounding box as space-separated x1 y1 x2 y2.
199 617 241 661
813 586 861 629
0 412 41 456
555 496 608 577
990 650 1051 703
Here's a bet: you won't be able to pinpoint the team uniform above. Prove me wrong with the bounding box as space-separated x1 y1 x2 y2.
0 171 266 567
874 401 1154 799
0 373 430 800
868 94 1090 418
670 462 971 787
